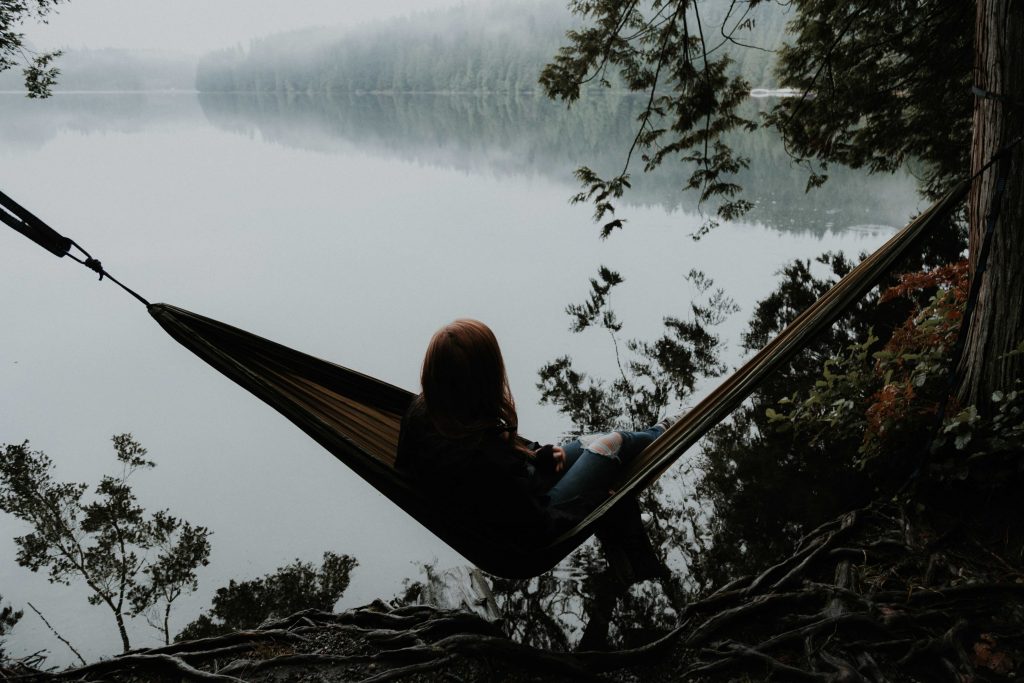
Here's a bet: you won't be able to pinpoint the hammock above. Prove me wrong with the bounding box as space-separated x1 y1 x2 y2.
0 183 967 579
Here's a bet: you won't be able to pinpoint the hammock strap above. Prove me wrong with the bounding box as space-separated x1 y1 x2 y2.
0 189 151 306
0 188 72 257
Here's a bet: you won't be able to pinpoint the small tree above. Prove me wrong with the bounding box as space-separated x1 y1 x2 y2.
0 435 212 652
129 511 213 645
177 552 357 641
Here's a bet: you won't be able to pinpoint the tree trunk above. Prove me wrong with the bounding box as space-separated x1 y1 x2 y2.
961 0 1024 409
114 609 131 653
163 602 171 646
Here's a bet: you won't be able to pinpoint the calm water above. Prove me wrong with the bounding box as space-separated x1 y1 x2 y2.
0 92 922 663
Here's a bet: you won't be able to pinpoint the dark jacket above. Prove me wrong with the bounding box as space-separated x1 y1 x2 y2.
395 398 593 548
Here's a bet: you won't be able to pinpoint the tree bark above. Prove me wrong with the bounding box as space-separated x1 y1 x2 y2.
961 0 1024 408
164 602 172 646
113 608 131 653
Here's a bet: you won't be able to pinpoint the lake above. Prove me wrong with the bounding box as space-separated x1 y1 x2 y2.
0 91 922 664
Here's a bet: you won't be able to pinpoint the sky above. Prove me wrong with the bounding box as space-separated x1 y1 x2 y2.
24 0 470 54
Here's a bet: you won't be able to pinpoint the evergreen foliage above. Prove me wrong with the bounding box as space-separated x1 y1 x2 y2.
523 242 1021 652
765 0 973 199
680 241 977 585
540 0 975 235
176 552 357 641
535 0 1024 596
0 435 212 651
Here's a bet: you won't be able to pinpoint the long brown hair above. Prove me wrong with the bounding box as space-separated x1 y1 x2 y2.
419 319 520 445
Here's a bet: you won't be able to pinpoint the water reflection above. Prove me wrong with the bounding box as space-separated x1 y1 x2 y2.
196 92 920 234
0 91 919 235
0 93 198 151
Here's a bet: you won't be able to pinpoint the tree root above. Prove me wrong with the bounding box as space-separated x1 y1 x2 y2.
36 653 249 682
14 502 1024 682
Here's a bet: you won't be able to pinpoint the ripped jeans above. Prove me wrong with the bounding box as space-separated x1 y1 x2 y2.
545 426 665 506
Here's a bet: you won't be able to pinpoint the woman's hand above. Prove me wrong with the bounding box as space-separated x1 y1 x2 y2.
531 444 567 473
552 446 566 473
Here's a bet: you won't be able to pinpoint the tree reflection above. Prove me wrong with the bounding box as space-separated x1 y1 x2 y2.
197 92 920 236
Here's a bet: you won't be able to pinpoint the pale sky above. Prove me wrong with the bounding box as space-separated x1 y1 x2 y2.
24 0 473 54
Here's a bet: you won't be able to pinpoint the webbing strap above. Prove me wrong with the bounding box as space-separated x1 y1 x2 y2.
0 188 72 257
0 188 151 306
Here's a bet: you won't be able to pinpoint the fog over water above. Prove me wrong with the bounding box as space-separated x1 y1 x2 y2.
0 90 923 664
19 0 462 54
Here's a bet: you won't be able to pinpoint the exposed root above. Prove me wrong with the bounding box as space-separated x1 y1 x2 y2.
10 502 1023 682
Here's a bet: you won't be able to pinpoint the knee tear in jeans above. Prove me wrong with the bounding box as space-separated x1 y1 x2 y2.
579 431 624 461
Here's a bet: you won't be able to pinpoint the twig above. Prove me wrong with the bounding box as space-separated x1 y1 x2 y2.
25 603 86 667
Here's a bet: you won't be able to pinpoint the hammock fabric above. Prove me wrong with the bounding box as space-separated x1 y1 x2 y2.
2 182 968 579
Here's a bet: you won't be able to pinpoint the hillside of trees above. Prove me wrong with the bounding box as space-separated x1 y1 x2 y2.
195 0 790 94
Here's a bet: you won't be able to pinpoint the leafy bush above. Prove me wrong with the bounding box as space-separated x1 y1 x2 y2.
769 260 1023 490
769 263 968 470
177 552 357 641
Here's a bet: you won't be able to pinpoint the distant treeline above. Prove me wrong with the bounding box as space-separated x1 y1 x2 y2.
0 48 195 92
196 0 791 95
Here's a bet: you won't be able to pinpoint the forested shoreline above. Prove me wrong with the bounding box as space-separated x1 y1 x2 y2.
0 1 790 96
195 0 789 95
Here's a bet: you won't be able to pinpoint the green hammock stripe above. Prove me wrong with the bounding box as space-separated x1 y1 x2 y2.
150 182 967 579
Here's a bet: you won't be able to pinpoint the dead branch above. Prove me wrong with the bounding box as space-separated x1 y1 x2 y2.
25 603 85 667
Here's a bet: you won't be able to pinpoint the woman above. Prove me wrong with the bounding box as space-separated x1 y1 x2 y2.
395 319 677 577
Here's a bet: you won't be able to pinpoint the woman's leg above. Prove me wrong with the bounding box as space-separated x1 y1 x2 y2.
546 425 664 505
